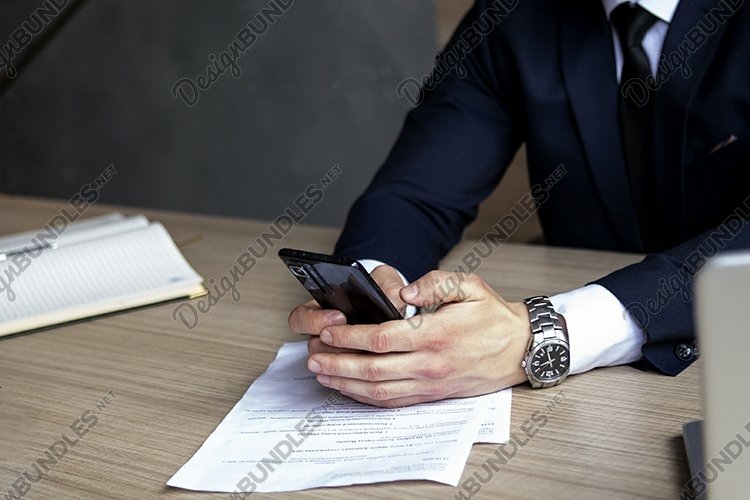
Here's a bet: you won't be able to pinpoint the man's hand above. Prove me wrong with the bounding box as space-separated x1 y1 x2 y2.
288 264 407 355
293 269 531 407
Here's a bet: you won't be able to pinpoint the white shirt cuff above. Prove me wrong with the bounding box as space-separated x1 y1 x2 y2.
549 284 645 375
357 259 417 319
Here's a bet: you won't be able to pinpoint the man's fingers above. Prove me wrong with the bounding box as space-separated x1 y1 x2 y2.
288 300 346 335
318 319 434 353
307 336 361 355
370 264 408 316
314 375 438 405
342 392 437 409
400 271 489 308
308 352 426 381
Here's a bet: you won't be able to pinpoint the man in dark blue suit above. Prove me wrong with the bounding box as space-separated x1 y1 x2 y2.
289 0 750 407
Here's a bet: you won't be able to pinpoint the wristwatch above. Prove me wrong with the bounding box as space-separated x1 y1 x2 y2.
521 296 570 388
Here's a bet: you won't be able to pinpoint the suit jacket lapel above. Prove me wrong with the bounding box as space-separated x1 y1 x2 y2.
560 1 643 250
651 0 736 241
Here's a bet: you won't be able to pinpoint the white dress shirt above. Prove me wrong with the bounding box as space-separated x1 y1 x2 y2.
358 0 681 376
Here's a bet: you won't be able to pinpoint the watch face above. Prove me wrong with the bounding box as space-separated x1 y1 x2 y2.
529 342 570 382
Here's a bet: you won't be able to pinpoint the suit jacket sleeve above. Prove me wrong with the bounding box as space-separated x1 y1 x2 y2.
595 200 750 376
334 1 523 281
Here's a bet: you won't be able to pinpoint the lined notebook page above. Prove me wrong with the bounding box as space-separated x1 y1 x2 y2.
0 213 125 255
0 223 204 335
42 215 150 249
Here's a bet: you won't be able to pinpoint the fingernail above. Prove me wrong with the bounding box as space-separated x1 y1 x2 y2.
402 284 418 300
317 375 331 386
327 312 346 325
320 329 333 343
308 359 321 373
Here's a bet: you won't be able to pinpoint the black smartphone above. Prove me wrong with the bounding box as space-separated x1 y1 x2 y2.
278 248 403 325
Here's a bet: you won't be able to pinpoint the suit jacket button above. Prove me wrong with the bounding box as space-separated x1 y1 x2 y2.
676 343 695 362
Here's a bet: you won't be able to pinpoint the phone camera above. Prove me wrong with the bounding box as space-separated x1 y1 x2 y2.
289 264 308 278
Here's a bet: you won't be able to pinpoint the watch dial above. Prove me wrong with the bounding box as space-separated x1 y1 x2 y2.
530 343 570 381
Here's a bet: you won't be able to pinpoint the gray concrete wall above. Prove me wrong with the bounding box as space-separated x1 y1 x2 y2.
0 0 437 227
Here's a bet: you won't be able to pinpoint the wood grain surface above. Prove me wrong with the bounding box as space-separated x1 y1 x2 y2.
0 195 701 499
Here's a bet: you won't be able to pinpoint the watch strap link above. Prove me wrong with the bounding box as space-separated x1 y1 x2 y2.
525 295 566 341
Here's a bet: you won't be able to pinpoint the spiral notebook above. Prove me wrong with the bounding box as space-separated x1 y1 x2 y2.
0 213 206 337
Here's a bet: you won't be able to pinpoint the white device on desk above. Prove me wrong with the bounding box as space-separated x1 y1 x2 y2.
686 251 750 499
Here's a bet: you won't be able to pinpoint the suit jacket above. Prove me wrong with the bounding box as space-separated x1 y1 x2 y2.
334 0 750 376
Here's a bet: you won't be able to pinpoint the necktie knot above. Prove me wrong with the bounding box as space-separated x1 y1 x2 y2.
610 2 659 49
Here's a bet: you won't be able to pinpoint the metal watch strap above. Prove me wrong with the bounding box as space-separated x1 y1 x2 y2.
525 295 566 344
523 295 569 388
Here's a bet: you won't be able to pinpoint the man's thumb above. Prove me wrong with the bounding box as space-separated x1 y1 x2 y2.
370 265 409 315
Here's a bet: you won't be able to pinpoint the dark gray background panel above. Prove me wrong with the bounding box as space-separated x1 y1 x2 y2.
0 0 437 227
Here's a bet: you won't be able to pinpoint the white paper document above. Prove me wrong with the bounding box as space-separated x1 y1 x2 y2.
168 342 511 494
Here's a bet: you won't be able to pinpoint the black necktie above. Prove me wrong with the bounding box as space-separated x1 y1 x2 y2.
611 2 660 251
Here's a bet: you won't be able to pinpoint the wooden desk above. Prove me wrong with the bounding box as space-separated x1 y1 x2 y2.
0 195 701 499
